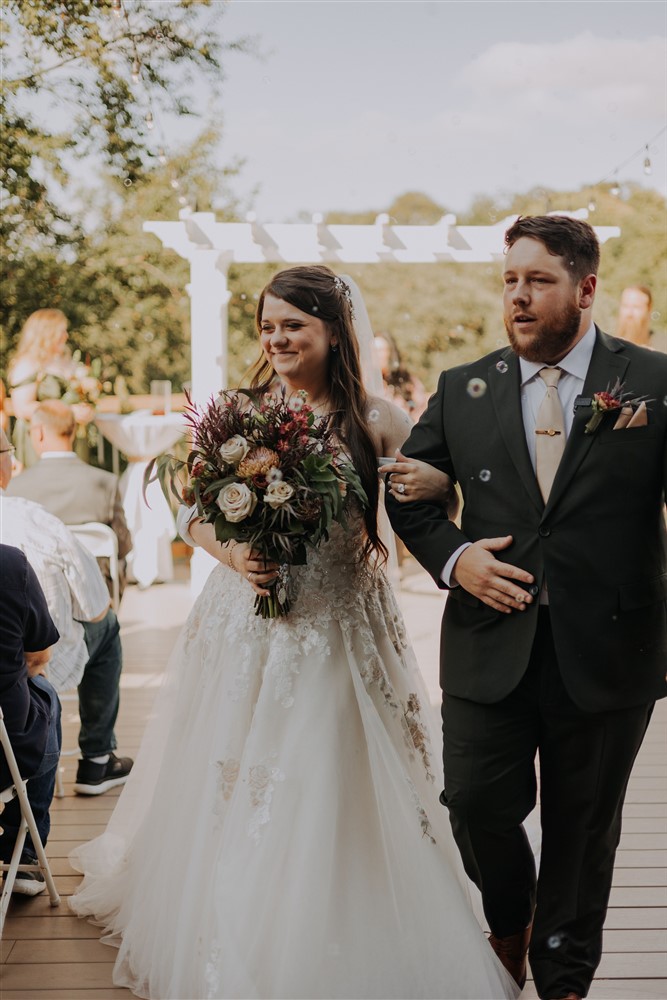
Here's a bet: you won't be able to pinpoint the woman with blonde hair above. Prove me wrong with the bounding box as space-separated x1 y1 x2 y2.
8 309 92 468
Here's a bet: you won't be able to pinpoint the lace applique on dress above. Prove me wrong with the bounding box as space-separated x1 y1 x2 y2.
204 939 221 999
215 758 240 803
401 693 435 782
405 776 436 845
246 751 285 845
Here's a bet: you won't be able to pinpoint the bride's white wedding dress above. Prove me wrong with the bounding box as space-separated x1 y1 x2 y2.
69 515 519 1000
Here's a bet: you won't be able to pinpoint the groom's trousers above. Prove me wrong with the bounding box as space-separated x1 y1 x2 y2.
440 607 653 1000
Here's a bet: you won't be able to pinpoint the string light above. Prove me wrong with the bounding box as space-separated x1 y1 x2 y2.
108 3 178 192
643 146 652 175
596 126 665 195
587 199 596 213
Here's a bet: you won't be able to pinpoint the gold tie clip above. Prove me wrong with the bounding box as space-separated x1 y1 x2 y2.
535 429 562 436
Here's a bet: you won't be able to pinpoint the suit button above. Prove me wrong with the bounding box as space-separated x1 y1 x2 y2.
539 526 551 537
528 584 539 597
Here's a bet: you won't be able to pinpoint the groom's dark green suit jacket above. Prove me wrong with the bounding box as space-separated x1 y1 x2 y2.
387 328 667 713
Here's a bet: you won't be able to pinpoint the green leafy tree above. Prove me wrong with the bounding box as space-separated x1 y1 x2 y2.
1 0 250 372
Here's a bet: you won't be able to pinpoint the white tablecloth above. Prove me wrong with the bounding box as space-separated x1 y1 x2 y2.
95 412 187 588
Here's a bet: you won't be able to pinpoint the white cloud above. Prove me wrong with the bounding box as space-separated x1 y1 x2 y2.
457 33 666 119
220 30 666 220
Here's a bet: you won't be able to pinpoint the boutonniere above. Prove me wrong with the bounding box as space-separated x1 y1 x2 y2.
583 378 650 434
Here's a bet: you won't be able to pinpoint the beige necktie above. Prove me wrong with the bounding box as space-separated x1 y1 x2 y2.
535 367 565 502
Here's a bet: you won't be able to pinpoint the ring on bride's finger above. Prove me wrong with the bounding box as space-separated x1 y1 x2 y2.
396 482 406 495
248 571 254 580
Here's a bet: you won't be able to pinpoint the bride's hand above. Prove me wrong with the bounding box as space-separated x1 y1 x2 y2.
381 450 459 517
229 542 280 595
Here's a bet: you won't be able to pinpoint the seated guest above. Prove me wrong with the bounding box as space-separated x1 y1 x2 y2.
7 399 132 601
0 543 61 896
0 429 133 796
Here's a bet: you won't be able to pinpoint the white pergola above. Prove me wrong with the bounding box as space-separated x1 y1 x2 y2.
144 209 620 594
144 210 621 404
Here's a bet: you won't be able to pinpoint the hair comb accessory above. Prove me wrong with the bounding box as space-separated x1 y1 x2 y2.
333 275 355 318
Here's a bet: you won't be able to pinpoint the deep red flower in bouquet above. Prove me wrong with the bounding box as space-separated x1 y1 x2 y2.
148 388 368 618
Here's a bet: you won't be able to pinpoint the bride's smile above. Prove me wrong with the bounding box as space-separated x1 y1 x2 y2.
259 293 337 398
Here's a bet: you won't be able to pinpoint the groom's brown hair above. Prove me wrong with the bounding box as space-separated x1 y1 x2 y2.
504 215 600 283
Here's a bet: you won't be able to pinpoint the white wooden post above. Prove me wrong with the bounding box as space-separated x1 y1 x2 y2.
188 250 231 405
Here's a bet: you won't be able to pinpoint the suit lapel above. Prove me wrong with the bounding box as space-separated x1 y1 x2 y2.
545 328 629 515
488 349 544 513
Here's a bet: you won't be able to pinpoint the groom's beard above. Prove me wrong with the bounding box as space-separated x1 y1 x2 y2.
505 301 582 363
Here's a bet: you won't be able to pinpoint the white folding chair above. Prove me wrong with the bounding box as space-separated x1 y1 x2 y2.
0 706 60 936
69 521 120 612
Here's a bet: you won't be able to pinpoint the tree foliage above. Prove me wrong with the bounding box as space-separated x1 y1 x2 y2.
1 0 249 386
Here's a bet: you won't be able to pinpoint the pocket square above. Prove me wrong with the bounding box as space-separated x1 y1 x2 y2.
613 406 633 429
614 400 648 429
627 400 648 427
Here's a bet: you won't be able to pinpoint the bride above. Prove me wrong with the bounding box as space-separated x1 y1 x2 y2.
69 266 519 1000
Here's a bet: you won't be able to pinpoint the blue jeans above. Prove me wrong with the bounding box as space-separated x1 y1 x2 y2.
0 674 62 862
79 610 123 758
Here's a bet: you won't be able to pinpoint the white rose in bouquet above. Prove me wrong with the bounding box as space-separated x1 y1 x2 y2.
263 481 295 509
217 482 257 522
219 435 250 466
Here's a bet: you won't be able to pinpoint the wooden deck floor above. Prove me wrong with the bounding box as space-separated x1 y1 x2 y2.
2 561 666 1000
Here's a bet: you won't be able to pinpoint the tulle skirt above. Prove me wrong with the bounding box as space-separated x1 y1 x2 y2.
70 539 519 1000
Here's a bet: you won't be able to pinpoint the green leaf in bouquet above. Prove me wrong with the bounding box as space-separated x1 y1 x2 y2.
301 453 337 482
234 388 264 409
143 453 187 509
204 473 243 494
339 463 369 509
213 514 246 545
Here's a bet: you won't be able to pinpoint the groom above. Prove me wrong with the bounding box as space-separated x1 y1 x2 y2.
387 215 667 1000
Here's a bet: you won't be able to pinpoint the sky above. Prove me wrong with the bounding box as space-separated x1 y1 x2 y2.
192 0 667 221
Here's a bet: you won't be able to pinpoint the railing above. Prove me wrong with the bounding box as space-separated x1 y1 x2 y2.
0 392 189 418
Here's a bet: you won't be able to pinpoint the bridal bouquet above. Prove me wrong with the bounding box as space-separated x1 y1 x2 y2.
149 388 368 618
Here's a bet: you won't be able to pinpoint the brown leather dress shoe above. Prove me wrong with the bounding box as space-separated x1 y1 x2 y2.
488 921 532 989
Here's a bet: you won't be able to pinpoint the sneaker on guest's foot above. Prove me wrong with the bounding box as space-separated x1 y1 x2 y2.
73 753 134 795
7 852 47 897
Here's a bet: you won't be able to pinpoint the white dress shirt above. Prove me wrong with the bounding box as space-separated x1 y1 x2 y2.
441 323 597 585
0 491 110 690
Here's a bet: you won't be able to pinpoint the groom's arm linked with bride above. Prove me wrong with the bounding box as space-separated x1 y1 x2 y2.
387 214 667 1000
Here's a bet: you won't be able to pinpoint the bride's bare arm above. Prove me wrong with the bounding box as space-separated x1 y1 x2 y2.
369 397 459 516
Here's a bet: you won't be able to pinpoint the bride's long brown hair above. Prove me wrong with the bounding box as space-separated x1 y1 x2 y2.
246 265 386 566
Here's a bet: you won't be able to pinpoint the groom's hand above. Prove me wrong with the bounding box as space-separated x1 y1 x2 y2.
452 536 534 614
